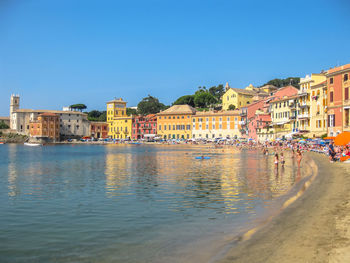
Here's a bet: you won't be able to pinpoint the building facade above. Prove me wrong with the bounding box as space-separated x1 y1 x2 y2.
157 105 195 140
90 122 108 139
309 80 328 137
29 113 60 142
192 110 241 139
132 114 157 140
326 64 350 136
106 98 132 139
9 95 90 139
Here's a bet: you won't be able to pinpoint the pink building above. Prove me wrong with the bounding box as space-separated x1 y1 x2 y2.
132 114 157 140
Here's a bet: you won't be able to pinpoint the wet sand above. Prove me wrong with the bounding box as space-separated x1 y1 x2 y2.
217 153 350 263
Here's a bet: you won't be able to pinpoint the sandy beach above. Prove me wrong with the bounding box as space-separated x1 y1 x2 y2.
217 153 350 263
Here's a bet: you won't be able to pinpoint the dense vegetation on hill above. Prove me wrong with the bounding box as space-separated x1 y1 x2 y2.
0 121 9 129
84 78 301 120
87 110 106 121
173 84 224 109
137 95 168 115
261 77 300 89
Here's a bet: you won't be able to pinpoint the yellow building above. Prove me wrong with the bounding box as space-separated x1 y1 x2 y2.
309 79 327 137
270 96 297 139
298 74 326 137
222 83 266 110
106 98 132 139
192 110 241 139
157 105 196 140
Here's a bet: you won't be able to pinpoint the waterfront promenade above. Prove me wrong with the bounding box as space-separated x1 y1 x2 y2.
218 153 350 263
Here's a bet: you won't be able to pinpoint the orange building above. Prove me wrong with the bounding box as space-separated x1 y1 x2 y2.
90 122 108 139
326 63 350 136
30 113 60 141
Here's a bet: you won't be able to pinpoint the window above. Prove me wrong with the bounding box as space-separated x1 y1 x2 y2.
168 125 171 130
159 117 161 119
330 91 334 103
159 125 161 130
345 87 349 100
330 77 333 84
181 116 184 119
344 74 348 82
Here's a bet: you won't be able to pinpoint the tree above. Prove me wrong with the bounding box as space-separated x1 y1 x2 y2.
228 104 236 110
261 77 300 89
0 121 9 129
87 110 106 121
70 104 87 112
195 86 207 95
194 92 217 108
209 84 225 100
173 95 195 107
126 108 137 116
137 95 167 115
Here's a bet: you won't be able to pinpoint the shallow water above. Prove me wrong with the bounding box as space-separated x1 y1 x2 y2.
0 144 310 263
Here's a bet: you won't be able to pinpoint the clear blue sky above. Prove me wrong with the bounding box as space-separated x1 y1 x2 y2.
1 0 350 116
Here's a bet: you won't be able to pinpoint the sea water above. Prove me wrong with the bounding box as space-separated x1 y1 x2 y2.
0 144 311 263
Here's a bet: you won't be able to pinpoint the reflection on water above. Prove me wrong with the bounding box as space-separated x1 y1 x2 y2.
0 144 312 263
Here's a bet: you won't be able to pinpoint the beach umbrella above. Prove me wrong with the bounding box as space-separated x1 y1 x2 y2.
334 132 350 146
324 136 335 140
299 140 306 143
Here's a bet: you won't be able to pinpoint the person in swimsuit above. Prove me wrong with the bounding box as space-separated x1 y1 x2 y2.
274 153 279 166
280 152 285 166
297 149 302 167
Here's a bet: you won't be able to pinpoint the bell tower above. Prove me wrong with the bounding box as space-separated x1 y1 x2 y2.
10 94 20 129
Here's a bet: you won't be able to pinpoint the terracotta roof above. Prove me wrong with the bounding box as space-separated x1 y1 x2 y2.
157 105 196 115
194 110 240 117
0 116 9 120
107 98 127 104
327 63 350 75
311 80 327 89
271 94 299 103
39 113 59 117
90 121 108 124
229 88 257 95
14 109 87 115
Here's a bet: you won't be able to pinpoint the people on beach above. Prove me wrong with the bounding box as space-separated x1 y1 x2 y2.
328 141 336 163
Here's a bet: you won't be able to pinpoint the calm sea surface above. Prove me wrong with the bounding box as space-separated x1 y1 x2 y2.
0 144 311 263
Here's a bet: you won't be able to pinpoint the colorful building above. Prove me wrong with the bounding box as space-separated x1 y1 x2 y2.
254 112 273 142
90 122 108 139
10 95 90 138
106 98 132 139
157 105 196 140
29 113 60 142
192 110 241 139
132 114 157 140
309 80 327 137
222 83 259 110
326 64 350 136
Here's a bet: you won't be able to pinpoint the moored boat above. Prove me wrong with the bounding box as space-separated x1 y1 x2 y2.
24 142 42 147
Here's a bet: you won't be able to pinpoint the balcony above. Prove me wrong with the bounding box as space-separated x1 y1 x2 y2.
297 113 309 119
299 102 310 108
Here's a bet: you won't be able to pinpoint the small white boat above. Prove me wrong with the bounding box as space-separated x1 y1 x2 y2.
24 142 42 147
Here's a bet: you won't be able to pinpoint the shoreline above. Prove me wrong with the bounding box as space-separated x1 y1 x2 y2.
216 153 350 263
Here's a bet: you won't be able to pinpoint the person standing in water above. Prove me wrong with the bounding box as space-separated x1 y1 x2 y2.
274 153 279 166
296 149 302 167
280 152 285 166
